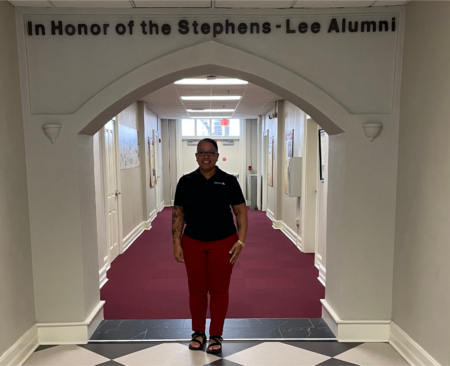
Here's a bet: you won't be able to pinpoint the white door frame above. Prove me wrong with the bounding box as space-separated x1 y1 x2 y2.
100 117 124 269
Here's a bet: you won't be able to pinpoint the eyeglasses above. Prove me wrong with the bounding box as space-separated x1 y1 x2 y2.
196 151 217 157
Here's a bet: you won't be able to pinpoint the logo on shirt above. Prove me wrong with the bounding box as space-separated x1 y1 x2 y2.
214 182 226 185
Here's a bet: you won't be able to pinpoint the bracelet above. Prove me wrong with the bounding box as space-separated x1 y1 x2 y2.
238 240 245 247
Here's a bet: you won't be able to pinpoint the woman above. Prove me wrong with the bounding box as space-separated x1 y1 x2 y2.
172 138 248 354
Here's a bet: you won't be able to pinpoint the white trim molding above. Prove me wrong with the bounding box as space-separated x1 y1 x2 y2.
149 209 157 223
158 200 165 212
123 222 145 252
272 219 303 252
321 299 391 342
266 208 275 222
0 325 38 366
99 263 108 289
317 261 326 287
37 301 104 345
390 322 440 366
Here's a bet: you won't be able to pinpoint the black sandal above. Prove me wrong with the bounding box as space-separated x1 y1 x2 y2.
188 331 206 351
207 335 223 354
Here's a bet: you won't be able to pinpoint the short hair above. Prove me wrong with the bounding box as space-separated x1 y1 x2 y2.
197 138 218 152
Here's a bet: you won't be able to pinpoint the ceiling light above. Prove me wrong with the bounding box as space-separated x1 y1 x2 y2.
175 78 248 85
187 109 235 112
189 116 232 119
181 96 241 101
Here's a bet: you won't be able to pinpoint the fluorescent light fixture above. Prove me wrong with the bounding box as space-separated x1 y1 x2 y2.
175 78 248 85
187 109 235 112
181 96 241 101
189 116 232 119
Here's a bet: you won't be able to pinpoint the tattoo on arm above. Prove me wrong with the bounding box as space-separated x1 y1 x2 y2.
237 221 242 232
172 206 185 245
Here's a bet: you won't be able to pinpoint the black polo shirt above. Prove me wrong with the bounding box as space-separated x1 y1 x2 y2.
174 166 246 242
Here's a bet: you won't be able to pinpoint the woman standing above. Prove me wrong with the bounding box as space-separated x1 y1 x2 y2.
172 138 248 354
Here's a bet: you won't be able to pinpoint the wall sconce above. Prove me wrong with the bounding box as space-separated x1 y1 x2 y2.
42 123 62 144
363 122 383 142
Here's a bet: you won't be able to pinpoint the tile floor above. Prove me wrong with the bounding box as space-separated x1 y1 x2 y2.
90 318 336 341
24 340 410 366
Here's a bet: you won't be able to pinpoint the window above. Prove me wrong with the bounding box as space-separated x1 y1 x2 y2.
196 119 210 136
181 119 195 136
182 119 240 137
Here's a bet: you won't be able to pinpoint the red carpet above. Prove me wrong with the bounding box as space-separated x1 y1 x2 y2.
101 208 325 319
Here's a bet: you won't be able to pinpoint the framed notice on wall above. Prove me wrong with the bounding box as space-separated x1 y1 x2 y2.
268 136 274 187
148 134 157 187
118 124 140 170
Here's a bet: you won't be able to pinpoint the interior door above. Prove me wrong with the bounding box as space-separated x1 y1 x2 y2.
104 119 120 263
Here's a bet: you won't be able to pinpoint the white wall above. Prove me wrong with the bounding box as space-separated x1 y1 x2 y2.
0 2 36 357
262 107 278 219
393 2 450 364
246 119 258 174
161 119 177 206
262 101 308 248
280 101 306 244
143 104 161 217
118 103 144 237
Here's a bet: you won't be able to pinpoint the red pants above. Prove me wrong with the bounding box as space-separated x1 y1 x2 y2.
181 233 238 336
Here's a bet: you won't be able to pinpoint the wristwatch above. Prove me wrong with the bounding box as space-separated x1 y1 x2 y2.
238 240 245 247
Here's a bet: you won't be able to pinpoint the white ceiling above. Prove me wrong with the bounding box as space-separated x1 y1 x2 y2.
140 76 281 119
8 0 409 8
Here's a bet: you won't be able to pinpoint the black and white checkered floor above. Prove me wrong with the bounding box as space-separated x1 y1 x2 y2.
24 341 409 365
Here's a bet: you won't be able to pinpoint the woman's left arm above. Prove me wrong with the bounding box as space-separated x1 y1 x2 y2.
229 203 248 264
233 203 248 244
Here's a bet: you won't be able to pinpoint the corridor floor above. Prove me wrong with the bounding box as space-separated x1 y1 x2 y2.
101 208 325 319
24 341 409 366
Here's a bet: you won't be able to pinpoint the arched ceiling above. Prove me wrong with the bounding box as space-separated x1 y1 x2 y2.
8 0 409 9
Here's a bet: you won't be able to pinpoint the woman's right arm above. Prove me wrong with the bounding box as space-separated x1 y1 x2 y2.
172 205 185 263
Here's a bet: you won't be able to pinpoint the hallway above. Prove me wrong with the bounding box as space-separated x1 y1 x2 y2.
100 207 325 320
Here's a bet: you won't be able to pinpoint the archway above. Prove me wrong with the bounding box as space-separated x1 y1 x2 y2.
75 41 346 137
75 42 348 342
33 39 398 345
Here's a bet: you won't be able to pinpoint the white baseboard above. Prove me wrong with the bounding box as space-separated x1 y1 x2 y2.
123 222 145 252
0 325 38 366
390 322 440 366
99 264 108 289
158 201 165 212
37 301 104 345
317 262 326 287
142 217 152 231
149 209 157 223
266 209 274 222
272 219 303 252
321 299 391 342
